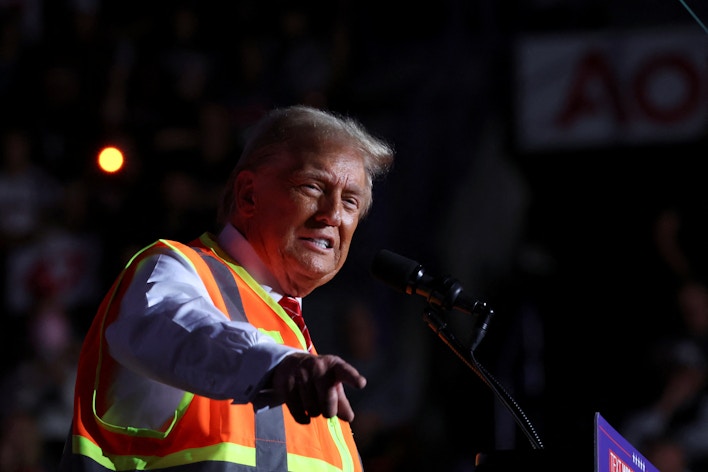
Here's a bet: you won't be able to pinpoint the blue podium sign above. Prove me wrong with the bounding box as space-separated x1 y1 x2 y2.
595 412 659 472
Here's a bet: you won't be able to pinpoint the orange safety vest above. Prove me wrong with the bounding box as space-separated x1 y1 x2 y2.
60 233 363 472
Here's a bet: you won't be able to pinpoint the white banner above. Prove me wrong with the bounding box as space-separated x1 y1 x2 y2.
515 27 708 151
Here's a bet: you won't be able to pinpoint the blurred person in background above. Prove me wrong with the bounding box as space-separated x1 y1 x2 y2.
621 280 708 472
0 410 48 472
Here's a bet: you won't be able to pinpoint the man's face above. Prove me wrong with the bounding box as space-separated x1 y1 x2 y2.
235 143 370 297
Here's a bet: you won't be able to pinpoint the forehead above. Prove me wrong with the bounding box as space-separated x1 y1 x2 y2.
279 142 368 178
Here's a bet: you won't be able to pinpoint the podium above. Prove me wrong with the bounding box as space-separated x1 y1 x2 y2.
474 413 660 471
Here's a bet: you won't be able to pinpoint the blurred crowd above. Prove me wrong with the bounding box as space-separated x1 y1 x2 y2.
0 1 497 469
0 1 706 471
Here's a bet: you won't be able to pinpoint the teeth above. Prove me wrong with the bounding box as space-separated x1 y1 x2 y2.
309 238 330 249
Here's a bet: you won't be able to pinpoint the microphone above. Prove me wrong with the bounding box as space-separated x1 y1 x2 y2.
370 249 493 349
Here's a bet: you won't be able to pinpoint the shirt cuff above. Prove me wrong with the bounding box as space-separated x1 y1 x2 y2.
232 342 300 406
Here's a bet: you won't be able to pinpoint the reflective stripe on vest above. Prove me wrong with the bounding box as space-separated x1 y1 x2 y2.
60 234 362 472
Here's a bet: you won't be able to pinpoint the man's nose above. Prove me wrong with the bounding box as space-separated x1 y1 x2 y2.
316 195 343 225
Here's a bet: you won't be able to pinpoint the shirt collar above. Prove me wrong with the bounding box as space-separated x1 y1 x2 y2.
216 223 298 304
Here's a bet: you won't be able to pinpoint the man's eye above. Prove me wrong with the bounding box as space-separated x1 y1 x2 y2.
343 197 360 209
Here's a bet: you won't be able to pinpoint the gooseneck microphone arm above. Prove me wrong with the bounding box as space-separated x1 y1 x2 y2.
421 303 544 450
371 249 544 450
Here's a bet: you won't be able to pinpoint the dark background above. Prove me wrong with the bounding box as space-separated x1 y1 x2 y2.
0 1 706 471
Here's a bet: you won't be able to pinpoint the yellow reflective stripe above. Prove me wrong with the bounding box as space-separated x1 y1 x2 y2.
73 435 118 470
160 239 201 272
197 235 276 312
199 235 309 351
287 452 344 472
94 390 194 439
92 240 195 439
92 241 149 420
259 328 284 344
73 435 258 471
329 417 355 472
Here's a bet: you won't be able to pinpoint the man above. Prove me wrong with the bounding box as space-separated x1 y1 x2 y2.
60 105 395 471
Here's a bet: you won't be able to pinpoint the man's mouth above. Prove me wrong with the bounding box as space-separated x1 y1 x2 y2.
304 237 333 249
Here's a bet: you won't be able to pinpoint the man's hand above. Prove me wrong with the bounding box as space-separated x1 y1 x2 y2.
270 353 367 424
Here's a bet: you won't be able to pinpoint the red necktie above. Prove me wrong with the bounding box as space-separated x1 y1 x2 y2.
278 296 313 352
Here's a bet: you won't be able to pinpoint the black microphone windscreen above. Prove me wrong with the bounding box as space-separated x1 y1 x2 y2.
370 249 421 293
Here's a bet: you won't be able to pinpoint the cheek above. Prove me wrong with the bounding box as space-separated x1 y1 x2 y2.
259 189 304 220
340 217 360 242
275 189 314 215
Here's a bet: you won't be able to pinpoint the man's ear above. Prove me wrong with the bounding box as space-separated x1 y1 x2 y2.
235 170 256 216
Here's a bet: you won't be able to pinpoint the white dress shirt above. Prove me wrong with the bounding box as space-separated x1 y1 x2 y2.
102 224 299 429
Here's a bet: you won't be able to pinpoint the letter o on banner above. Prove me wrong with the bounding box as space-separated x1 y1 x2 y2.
633 54 702 124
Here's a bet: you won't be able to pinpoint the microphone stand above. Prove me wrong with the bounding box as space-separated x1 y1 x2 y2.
422 303 544 450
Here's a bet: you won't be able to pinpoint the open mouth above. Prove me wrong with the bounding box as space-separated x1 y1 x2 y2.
304 237 333 249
